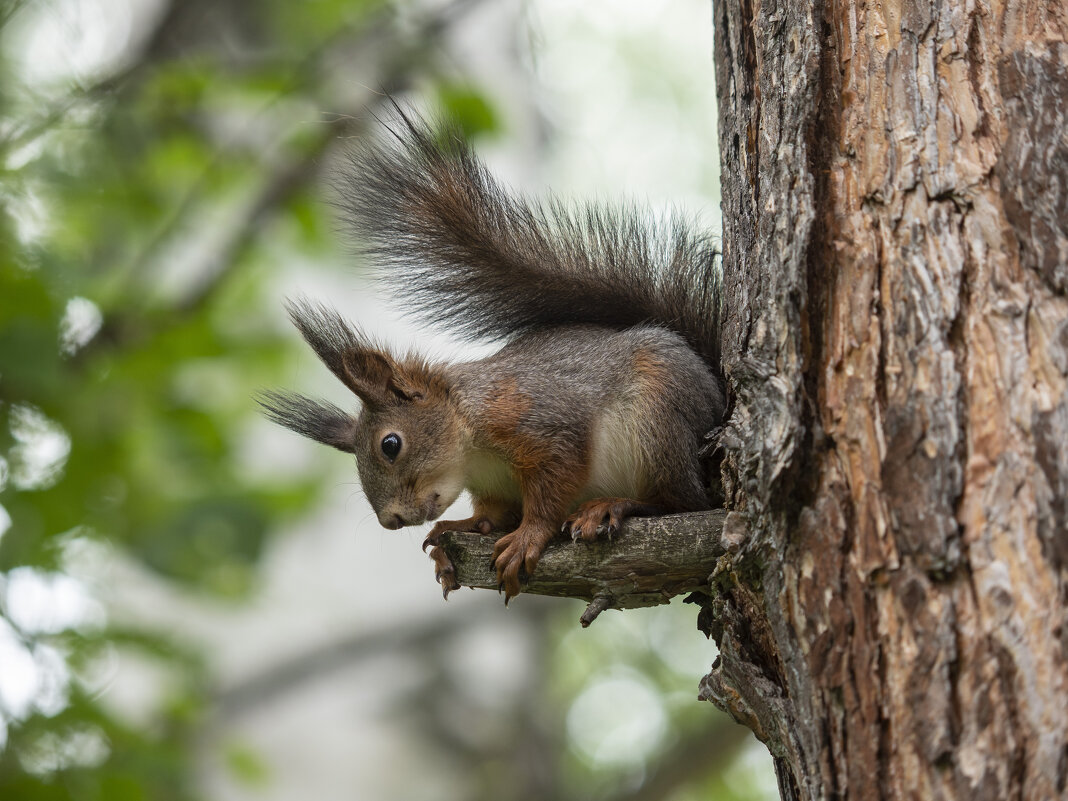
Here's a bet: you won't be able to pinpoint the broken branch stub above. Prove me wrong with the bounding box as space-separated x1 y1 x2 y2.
439 509 729 625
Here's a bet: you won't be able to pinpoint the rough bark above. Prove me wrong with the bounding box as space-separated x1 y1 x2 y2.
441 510 730 625
708 0 1068 796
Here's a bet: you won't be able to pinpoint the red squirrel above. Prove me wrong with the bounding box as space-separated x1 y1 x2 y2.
261 108 726 602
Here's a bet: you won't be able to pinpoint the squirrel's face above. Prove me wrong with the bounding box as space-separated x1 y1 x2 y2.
354 400 465 530
261 302 469 529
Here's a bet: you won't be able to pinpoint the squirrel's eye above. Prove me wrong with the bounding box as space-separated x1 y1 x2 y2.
381 433 402 462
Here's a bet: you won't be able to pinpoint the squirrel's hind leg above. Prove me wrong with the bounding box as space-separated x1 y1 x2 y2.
563 498 663 542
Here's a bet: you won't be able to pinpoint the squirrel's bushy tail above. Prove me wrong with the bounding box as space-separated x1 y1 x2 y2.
335 105 722 367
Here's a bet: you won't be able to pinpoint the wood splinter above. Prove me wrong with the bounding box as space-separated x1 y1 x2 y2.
438 509 728 624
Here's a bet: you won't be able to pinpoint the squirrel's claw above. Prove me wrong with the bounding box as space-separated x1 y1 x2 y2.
434 562 455 584
565 498 657 543
496 580 517 606
563 508 603 543
563 519 593 542
425 517 497 554
427 544 460 600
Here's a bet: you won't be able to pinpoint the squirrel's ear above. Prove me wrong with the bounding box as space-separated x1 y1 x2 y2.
284 299 385 402
257 391 357 453
283 298 424 406
341 347 421 406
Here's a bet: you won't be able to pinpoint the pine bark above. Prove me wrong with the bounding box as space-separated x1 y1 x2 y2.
707 0 1068 797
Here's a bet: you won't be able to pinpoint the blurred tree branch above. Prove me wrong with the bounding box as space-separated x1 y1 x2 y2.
212 599 557 718
138 0 487 312
609 719 752 801
211 576 749 801
82 0 487 354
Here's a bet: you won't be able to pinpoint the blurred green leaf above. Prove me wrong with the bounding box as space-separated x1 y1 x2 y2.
223 740 270 788
436 83 500 138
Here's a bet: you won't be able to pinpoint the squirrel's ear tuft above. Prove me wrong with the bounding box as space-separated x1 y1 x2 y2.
257 391 357 453
285 298 362 381
284 297 410 407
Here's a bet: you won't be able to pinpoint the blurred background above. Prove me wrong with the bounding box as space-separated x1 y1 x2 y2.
0 0 777 798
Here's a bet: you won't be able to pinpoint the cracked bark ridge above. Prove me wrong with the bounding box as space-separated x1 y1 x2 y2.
711 0 1068 796
997 41 1068 294
439 510 728 625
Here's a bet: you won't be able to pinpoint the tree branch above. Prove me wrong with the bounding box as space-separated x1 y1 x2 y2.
211 602 554 718
605 718 753 801
440 510 728 626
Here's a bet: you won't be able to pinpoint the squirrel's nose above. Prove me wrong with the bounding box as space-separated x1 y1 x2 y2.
379 513 406 530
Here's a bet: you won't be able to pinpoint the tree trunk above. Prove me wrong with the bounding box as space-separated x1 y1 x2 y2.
706 0 1068 796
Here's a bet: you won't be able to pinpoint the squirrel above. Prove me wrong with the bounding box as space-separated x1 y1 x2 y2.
260 107 727 602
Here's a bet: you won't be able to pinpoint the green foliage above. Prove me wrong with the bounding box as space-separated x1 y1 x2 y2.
0 0 409 796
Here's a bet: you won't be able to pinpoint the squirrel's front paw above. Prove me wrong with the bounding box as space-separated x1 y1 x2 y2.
427 545 461 600
422 516 495 553
491 526 550 603
422 517 493 600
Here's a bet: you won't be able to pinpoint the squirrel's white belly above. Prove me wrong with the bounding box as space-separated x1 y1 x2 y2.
464 449 522 502
462 399 654 508
584 399 652 501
